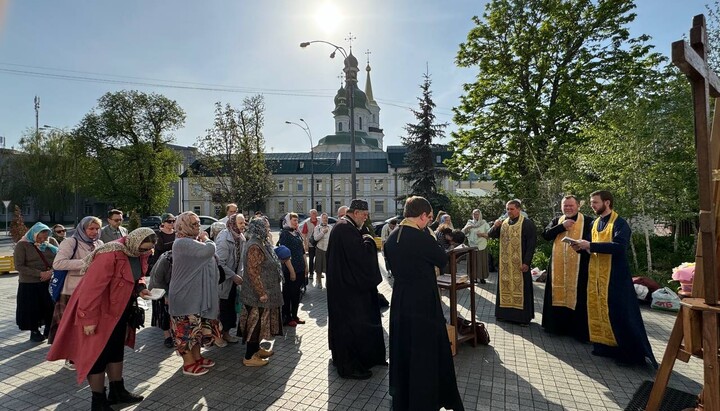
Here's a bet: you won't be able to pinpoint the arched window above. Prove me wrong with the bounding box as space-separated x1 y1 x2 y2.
338 122 343 131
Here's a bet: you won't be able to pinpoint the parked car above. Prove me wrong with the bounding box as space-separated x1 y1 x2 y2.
198 215 219 234
140 216 162 229
372 215 404 237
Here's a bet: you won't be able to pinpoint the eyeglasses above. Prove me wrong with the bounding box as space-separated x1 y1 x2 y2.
110 218 123 223
54 230 66 233
190 222 200 227
165 220 176 223
139 247 154 253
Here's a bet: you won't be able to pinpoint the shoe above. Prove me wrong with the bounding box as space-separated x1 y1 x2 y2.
293 318 306 325
196 357 215 368
107 378 144 405
214 337 228 347
91 388 113 411
344 369 372 380
243 354 269 367
30 330 45 343
257 348 274 358
223 334 240 343
182 362 209 376
285 320 297 327
480 279 487 284
163 337 174 348
63 360 76 371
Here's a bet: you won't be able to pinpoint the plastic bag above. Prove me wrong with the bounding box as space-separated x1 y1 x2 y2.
651 287 681 312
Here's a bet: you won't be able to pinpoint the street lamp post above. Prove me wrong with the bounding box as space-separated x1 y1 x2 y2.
42 125 78 225
300 40 357 199
285 120 315 210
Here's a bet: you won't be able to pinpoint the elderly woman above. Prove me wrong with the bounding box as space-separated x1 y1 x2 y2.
50 216 103 367
47 227 156 410
215 213 245 345
51 224 67 244
462 209 490 284
312 213 332 289
15 222 58 342
238 217 283 366
278 212 308 327
168 211 221 377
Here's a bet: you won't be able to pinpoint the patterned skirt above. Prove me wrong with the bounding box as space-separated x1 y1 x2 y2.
237 305 282 343
170 314 222 354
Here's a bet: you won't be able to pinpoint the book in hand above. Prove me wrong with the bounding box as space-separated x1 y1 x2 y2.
437 274 470 284
561 237 580 246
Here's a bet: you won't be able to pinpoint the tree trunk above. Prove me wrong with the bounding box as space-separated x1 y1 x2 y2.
673 219 679 253
630 235 639 273
644 226 652 275
692 219 699 257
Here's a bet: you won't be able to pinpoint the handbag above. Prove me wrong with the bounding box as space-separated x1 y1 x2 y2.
456 316 491 345
48 239 79 302
127 301 146 329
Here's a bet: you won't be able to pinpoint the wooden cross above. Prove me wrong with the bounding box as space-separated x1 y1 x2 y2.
647 14 720 411
672 14 720 305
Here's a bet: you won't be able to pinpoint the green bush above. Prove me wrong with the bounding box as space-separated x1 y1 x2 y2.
630 234 694 288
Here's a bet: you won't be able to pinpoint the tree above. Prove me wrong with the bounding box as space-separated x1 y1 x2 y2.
192 95 275 211
400 73 450 211
12 128 76 221
10 204 27 243
74 90 185 215
450 0 661 220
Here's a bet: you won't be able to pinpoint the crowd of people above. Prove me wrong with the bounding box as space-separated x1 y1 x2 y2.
11 190 659 410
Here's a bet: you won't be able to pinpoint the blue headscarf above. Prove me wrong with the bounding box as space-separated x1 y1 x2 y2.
73 216 101 248
24 222 58 254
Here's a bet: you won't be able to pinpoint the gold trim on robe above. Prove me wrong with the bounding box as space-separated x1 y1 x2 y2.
587 211 618 346
551 214 584 309
498 215 524 309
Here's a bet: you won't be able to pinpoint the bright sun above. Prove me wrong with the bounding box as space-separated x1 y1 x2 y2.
314 3 343 33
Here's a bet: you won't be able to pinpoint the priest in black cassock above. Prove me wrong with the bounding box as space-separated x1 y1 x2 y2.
326 199 386 380
384 196 464 411
572 191 657 367
488 199 537 325
541 195 591 342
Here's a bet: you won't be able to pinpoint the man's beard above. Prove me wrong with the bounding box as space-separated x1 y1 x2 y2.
594 205 606 215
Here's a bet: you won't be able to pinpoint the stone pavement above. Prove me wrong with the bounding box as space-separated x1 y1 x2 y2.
0 250 705 411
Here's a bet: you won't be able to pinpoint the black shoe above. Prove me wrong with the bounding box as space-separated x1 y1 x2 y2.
91 388 113 411
344 369 372 380
479 279 486 284
108 379 144 405
163 337 174 348
30 330 45 343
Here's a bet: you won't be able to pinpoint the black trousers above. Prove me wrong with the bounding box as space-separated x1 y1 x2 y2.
282 271 304 322
307 247 316 278
218 285 238 332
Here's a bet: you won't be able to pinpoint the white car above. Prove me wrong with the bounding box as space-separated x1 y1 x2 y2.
198 215 219 234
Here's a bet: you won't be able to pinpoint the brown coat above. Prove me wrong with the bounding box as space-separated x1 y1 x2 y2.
14 239 59 283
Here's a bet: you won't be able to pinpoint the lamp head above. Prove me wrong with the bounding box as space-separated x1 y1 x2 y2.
300 118 305 122
329 51 336 59
300 42 310 48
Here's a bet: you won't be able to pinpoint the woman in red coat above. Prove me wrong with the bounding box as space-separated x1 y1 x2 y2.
47 227 156 411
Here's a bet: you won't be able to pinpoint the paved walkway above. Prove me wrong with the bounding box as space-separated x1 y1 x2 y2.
0 252 704 410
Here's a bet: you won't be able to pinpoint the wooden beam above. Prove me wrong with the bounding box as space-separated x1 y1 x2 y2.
673 40 720 97
702 311 720 409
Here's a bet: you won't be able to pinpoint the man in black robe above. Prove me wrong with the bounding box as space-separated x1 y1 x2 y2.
488 199 537 325
572 191 657 367
384 196 464 411
326 199 386 379
541 195 591 341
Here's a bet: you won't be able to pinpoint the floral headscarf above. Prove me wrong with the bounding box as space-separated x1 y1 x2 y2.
244 217 281 267
225 213 245 240
23 222 58 254
174 211 199 238
74 216 102 248
80 227 156 274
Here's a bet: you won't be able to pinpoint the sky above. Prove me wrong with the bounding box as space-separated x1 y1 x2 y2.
0 0 710 153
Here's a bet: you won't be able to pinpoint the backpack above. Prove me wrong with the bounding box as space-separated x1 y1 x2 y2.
149 251 173 291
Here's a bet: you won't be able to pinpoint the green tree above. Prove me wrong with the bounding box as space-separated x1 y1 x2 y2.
74 90 185 215
192 95 274 211
450 0 661 220
400 73 450 211
12 128 76 221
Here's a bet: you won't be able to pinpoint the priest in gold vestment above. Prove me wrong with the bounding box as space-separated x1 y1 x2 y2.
541 195 591 342
488 199 537 325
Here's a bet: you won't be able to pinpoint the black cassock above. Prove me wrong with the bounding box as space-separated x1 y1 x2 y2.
326 215 386 377
541 213 591 342
488 217 537 324
384 224 464 411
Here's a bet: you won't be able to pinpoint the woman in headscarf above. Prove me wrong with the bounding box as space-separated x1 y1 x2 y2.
51 224 67 244
168 211 221 377
14 222 58 342
278 212 307 327
238 217 283 366
47 227 156 410
462 209 490 283
215 213 245 345
50 216 103 363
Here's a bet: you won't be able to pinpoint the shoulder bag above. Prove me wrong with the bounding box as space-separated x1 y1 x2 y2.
48 238 79 302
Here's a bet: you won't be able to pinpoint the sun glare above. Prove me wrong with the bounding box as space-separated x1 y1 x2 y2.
314 3 342 33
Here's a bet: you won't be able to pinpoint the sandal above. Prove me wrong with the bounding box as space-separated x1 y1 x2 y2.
196 357 215 368
182 362 208 376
